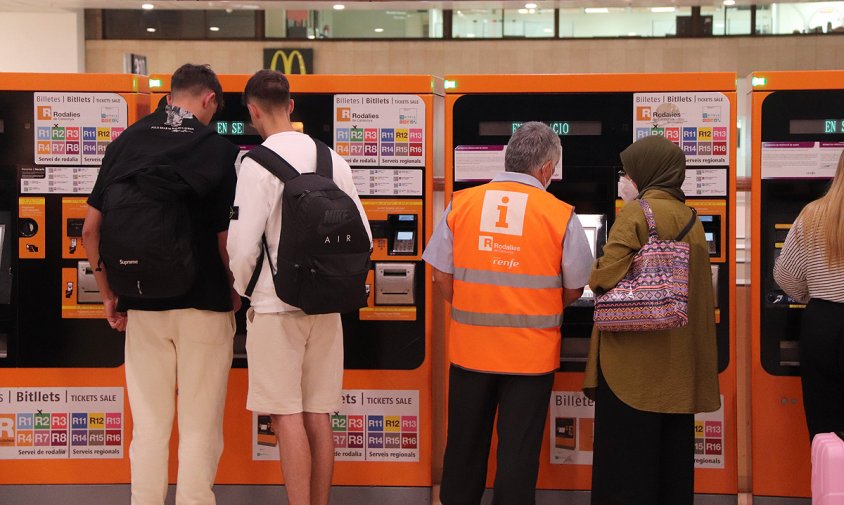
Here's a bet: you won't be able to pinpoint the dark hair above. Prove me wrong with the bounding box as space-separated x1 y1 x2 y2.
243 70 291 109
171 63 223 113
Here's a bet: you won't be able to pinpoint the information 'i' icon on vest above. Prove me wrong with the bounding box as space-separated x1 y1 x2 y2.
496 196 510 229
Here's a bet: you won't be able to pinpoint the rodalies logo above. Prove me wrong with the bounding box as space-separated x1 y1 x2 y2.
478 235 493 252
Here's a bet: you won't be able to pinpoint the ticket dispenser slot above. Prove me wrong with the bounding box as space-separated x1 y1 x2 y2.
77 261 102 304
375 262 416 305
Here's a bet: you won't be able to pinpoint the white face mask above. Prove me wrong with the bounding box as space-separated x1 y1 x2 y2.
618 176 639 201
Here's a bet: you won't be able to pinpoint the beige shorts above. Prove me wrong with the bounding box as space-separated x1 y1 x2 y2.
245 308 343 415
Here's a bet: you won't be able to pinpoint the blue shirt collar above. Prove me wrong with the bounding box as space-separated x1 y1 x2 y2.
491 171 545 191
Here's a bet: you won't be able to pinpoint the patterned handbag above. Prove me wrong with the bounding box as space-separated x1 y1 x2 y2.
593 199 698 332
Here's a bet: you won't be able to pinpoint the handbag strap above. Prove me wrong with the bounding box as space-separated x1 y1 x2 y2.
638 199 698 242
676 207 698 241
639 199 659 242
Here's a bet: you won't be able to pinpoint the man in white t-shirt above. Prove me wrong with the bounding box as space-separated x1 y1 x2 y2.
227 70 371 505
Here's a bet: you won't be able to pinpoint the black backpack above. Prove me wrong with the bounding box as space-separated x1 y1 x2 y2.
243 139 371 315
99 164 197 299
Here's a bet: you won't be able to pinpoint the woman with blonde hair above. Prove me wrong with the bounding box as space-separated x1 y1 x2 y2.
775 149 844 440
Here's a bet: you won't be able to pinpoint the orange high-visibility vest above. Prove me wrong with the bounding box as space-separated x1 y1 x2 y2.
447 180 572 374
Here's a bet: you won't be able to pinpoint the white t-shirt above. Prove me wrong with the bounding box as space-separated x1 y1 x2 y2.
228 131 372 313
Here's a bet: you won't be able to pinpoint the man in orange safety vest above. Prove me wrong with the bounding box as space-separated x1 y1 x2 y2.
423 121 593 505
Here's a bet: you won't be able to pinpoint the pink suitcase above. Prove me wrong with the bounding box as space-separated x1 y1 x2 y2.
812 432 844 504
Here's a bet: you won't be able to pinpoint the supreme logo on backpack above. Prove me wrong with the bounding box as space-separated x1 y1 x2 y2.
243 139 371 314
99 164 197 299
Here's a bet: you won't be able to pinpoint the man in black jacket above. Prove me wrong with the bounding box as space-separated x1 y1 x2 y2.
83 64 239 505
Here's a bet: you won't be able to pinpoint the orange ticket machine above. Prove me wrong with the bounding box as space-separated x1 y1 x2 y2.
151 74 442 501
443 73 737 502
749 71 844 503
0 74 148 493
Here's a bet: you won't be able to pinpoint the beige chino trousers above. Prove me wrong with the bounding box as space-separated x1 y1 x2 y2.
125 309 234 505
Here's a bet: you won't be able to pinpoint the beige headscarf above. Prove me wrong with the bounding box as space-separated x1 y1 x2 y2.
620 135 686 202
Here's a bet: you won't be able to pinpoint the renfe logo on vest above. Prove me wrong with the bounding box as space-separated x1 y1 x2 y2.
479 190 528 237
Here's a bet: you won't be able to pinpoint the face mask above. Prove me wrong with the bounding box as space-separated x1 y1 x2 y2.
618 177 638 201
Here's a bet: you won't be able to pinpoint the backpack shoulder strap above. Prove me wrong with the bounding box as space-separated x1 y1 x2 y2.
244 235 274 298
313 139 334 180
676 207 698 241
243 145 300 183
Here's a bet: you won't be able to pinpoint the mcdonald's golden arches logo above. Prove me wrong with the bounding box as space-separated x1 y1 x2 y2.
263 48 313 75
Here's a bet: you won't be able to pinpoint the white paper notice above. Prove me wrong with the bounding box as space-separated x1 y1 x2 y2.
0 387 124 459
550 392 724 469
454 145 562 182
761 141 844 179
34 93 128 166
633 92 730 166
352 169 423 196
333 95 426 167
682 168 728 197
21 167 100 194
253 389 420 462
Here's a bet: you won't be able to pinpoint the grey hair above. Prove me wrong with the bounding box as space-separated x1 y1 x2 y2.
504 122 561 175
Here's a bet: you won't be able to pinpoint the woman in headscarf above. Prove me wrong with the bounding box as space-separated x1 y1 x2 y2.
583 135 720 505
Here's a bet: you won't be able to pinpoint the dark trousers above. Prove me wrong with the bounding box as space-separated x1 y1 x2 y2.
800 298 844 440
591 367 695 505
440 365 555 505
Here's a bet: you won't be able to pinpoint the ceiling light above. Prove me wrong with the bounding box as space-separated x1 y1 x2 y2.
585 7 609 13
146 27 156 32
209 26 220 31
333 4 345 10
723 0 736 5
525 2 538 8
141 3 154 10
651 6 676 12
543 28 553 33
528 8 536 13
518 8 528 14
466 33 476 38
307 34 315 39
628 32 637 36
374 27 384 33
